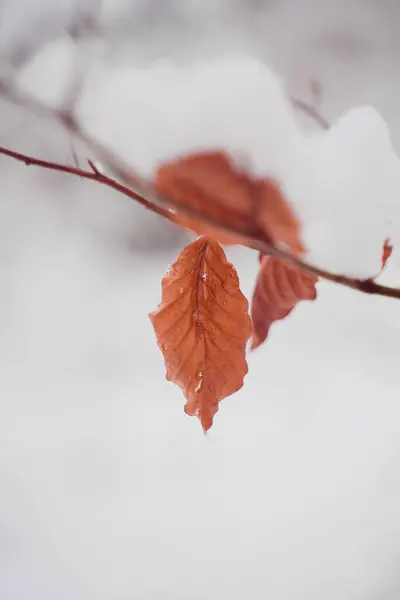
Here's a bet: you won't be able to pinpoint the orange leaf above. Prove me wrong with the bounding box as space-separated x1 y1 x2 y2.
149 236 252 431
251 255 317 350
382 238 393 270
154 151 305 254
257 179 305 255
367 238 393 281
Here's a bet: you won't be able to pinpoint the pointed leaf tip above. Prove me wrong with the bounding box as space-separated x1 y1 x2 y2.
368 238 393 281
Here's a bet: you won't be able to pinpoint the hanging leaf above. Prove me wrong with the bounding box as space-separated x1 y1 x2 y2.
149 236 252 431
251 255 317 350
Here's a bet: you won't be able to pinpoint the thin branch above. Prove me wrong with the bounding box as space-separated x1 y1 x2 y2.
70 139 81 169
291 80 330 130
87 158 101 175
0 80 148 193
0 143 399 300
1 71 397 299
0 144 172 221
290 96 330 130
63 0 102 117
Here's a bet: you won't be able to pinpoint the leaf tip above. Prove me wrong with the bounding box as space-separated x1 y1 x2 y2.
250 337 261 351
382 237 393 270
368 237 393 281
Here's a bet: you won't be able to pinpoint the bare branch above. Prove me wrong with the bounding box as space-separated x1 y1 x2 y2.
291 96 330 130
0 143 398 301
290 80 330 130
87 158 101 175
0 79 146 189
0 144 172 221
1 54 397 301
63 0 103 117
70 139 81 169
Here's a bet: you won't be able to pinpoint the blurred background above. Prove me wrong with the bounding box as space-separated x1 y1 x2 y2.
2 0 400 251
1 2 400 600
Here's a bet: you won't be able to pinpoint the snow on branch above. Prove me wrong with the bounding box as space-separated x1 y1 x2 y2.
0 73 396 300
0 15 398 429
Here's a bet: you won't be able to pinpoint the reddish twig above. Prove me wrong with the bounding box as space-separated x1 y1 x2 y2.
0 145 172 221
1 72 398 299
0 144 399 300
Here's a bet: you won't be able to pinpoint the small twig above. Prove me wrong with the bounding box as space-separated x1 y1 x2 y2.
87 158 101 175
63 1 102 117
0 143 399 300
70 139 81 169
291 96 330 130
309 80 323 109
0 144 172 221
1 80 147 189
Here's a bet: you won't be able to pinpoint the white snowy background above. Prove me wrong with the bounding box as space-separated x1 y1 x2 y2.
1 1 400 599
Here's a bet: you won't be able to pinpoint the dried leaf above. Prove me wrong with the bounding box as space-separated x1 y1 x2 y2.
367 238 393 281
149 236 252 431
251 255 317 350
154 151 305 254
382 238 393 270
257 180 305 255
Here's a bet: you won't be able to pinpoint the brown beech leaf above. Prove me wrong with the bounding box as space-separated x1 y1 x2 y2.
366 238 393 281
257 179 305 256
251 255 317 350
149 236 252 431
382 238 393 270
154 151 305 254
372 238 393 280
